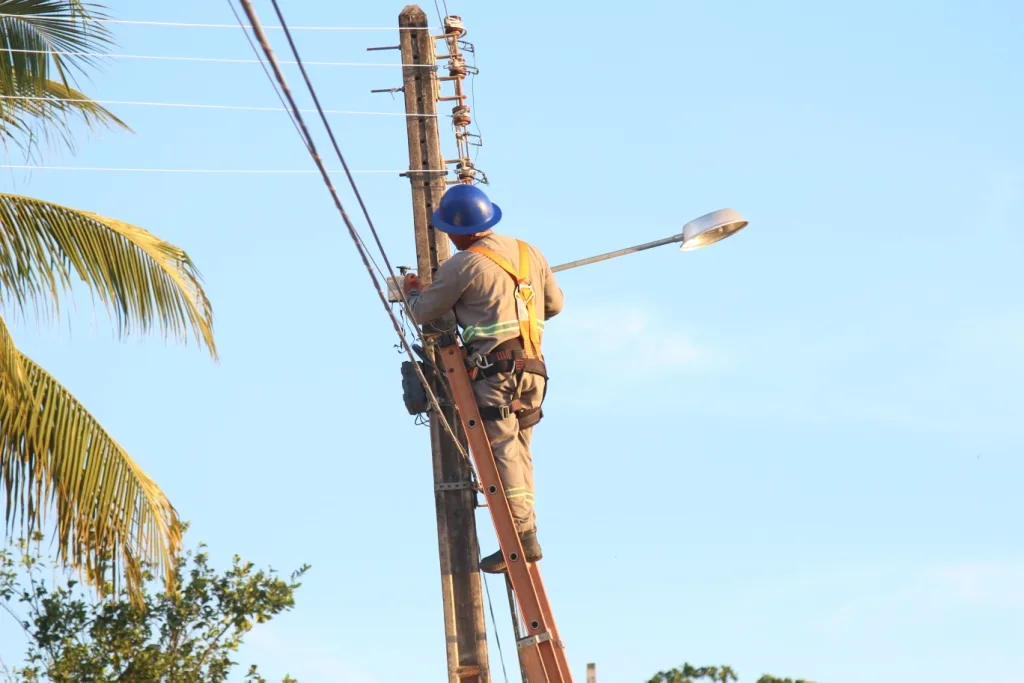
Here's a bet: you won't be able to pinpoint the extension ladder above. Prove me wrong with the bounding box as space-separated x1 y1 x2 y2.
435 334 574 683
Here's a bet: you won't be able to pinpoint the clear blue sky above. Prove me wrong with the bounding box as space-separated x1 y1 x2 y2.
3 1 1023 681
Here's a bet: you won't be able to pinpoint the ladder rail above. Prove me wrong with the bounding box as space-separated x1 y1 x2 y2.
437 338 573 683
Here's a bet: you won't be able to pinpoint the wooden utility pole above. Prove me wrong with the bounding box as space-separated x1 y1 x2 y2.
586 663 596 683
399 6 490 683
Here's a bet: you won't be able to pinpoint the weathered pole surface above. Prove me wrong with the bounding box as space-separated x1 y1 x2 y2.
399 6 490 682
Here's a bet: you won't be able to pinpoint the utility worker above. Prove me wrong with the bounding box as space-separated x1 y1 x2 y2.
402 183 564 574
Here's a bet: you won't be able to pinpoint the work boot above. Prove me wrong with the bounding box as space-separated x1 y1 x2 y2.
479 530 543 574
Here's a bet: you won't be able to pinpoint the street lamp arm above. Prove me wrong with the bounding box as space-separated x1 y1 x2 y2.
550 234 683 273
549 208 748 274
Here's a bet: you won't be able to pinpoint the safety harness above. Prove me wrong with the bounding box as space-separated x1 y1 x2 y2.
464 239 548 429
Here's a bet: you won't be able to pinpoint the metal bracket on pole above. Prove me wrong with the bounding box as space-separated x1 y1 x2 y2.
455 666 482 680
435 481 482 493
516 632 553 650
400 169 449 179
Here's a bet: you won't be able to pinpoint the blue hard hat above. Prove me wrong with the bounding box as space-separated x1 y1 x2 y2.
431 184 502 235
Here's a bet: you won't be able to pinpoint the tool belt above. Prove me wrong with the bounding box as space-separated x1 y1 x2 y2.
466 339 547 381
478 398 543 429
468 339 547 429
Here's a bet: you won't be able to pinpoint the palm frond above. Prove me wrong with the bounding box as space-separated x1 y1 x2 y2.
0 0 114 92
0 194 217 359
0 77 131 159
0 0 123 159
0 346 182 604
0 312 28 405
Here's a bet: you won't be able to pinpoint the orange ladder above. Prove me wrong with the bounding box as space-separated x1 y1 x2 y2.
436 335 573 683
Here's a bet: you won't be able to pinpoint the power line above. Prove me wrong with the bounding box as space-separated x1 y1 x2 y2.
263 0 475 475
230 0 470 463
483 575 511 683
0 13 440 31
1 48 432 67
224 0 309 154
0 165 447 174
221 0 392 303
0 95 436 117
263 0 474 463
266 0 410 303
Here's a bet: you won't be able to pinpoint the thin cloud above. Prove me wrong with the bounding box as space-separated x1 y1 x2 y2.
546 304 731 377
922 561 1024 605
818 560 1024 631
660 309 1024 436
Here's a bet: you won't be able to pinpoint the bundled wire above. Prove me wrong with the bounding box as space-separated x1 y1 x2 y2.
0 95 438 117
0 14 439 30
227 5 520 678
229 0 471 463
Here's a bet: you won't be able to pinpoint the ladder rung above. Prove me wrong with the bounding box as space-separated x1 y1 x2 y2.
516 631 552 650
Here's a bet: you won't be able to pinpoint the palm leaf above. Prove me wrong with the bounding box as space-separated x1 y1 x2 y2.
0 194 217 359
0 0 115 92
0 0 125 159
0 312 28 404
0 345 181 603
0 76 131 159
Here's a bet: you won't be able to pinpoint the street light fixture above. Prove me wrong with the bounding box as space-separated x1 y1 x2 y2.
550 208 749 273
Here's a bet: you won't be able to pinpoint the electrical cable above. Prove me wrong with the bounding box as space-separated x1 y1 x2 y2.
0 165 444 174
262 0 472 476
0 94 437 117
266 0 420 318
230 0 471 464
424 12 510 674
224 0 389 286
259 0 469 441
224 0 309 154
469 44 482 162
483 574 511 683
0 14 440 31
0 48 433 67
262 0 477 473
233 7 515 674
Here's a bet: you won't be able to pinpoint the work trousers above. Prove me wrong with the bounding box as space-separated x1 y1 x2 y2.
472 369 545 535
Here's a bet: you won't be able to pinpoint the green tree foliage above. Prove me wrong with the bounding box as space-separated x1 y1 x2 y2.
0 0 217 605
648 664 816 683
0 525 308 682
647 664 738 683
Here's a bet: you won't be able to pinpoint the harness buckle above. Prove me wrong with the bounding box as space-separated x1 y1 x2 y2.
515 281 535 305
468 352 494 370
498 404 512 420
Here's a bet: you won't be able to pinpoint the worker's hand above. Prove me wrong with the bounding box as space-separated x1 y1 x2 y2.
402 272 421 294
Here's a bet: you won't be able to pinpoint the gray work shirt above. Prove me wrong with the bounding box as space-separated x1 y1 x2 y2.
406 233 564 356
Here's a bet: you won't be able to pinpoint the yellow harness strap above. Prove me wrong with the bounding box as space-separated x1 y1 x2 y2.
467 239 542 358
